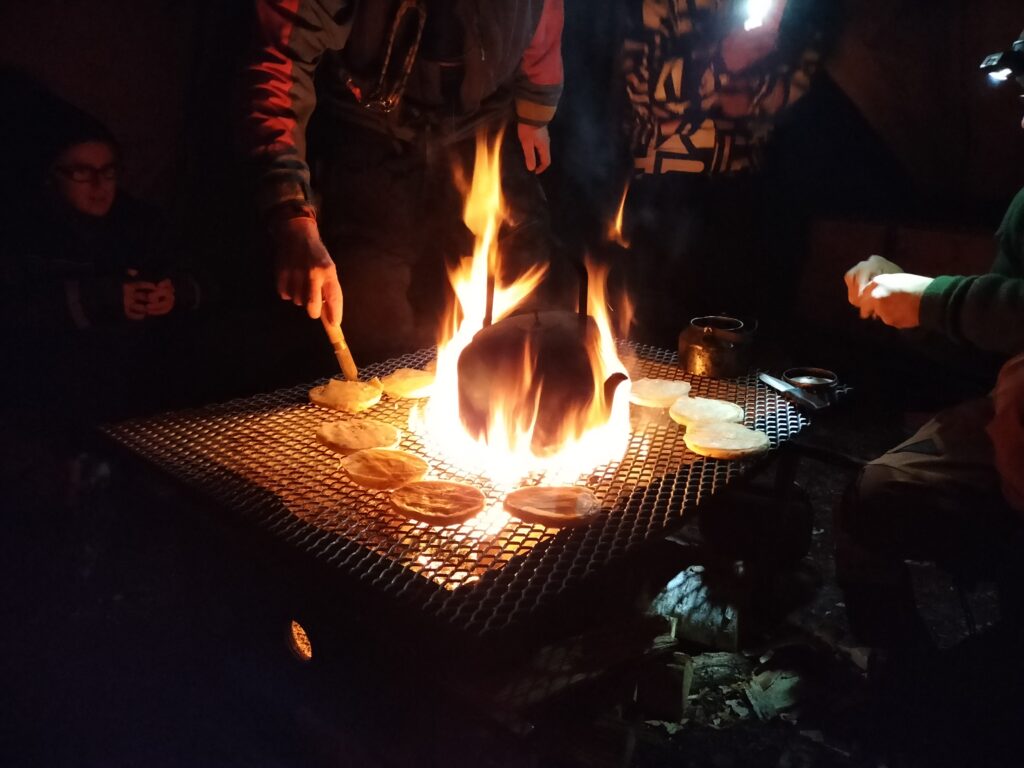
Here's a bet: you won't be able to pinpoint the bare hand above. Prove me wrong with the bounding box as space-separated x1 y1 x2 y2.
518 123 552 174
123 278 155 321
273 217 343 326
145 278 176 316
844 255 904 313
858 273 934 329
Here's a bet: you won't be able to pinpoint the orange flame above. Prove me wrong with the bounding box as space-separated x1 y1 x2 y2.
608 180 630 248
412 133 632 488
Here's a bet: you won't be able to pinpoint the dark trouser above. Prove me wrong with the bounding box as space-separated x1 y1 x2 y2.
624 172 765 349
315 121 560 363
835 396 1022 648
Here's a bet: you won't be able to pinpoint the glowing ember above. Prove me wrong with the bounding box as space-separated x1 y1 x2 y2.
411 133 632 488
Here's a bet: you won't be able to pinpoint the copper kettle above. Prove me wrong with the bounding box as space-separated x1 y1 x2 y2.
678 315 755 378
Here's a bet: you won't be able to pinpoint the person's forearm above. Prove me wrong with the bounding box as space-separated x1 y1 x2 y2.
515 0 564 128
920 274 1024 357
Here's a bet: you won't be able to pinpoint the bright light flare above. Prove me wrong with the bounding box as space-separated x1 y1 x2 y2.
744 0 772 30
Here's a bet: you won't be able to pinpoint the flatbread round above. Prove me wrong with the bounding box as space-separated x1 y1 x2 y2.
629 377 692 408
503 486 600 528
390 481 486 526
309 377 383 413
668 396 745 427
316 419 401 455
684 421 770 459
381 368 435 399
339 448 428 490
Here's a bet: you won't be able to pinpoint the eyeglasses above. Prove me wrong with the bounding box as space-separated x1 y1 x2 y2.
54 163 118 184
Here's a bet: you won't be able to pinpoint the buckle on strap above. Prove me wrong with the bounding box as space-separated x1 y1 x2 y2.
346 0 426 115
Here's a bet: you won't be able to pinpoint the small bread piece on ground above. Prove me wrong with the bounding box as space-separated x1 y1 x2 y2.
309 377 383 413
629 377 692 408
339 448 428 490
381 367 435 399
668 395 745 427
391 480 486 526
316 419 401 455
504 486 600 528
684 421 770 459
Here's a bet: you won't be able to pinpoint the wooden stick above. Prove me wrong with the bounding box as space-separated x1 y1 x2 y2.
322 318 359 381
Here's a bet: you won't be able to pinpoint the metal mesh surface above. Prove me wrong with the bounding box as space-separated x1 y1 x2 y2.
102 342 808 637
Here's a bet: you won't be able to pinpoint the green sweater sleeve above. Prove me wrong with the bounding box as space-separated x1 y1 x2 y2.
918 187 1024 357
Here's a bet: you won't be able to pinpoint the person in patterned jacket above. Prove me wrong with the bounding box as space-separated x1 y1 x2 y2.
620 0 829 345
241 0 564 359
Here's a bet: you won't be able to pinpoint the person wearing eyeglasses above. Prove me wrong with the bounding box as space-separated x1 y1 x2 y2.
2 108 203 422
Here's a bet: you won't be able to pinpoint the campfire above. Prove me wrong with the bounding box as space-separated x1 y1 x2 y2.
411 134 633 488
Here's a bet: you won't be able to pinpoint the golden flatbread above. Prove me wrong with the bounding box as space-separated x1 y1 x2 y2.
381 368 435 399
309 377 383 413
503 486 600 528
684 421 770 459
390 480 486 526
668 396 745 427
316 419 401 455
629 377 692 408
339 448 428 490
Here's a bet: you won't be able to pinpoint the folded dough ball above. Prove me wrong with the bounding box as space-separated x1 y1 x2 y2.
668 396 744 427
316 418 400 455
503 486 600 528
628 377 692 408
309 377 383 413
339 448 428 490
381 367 435 399
390 480 486 526
684 421 770 459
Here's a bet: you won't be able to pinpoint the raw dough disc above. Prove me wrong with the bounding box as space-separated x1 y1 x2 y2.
339 448 428 490
683 421 770 459
316 419 401 455
503 486 600 528
668 396 744 427
391 480 486 526
309 378 383 413
629 378 692 408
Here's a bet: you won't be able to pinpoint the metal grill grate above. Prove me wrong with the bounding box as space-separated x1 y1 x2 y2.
102 342 808 637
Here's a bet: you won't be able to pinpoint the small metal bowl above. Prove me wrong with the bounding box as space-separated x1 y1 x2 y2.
782 366 838 391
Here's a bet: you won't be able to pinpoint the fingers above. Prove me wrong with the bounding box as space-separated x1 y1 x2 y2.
322 271 343 328
277 268 290 301
857 279 885 321
844 267 863 306
306 271 324 319
289 269 305 307
534 139 551 174
520 136 537 172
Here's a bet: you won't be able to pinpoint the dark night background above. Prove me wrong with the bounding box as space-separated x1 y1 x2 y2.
2 1 1023 766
